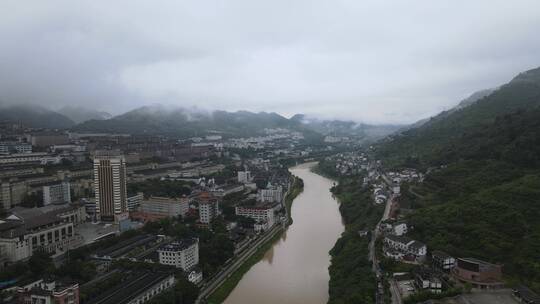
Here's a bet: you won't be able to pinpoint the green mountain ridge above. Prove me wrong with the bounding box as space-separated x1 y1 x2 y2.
0 104 75 129
73 106 301 137
73 105 401 140
377 66 540 167
375 66 540 292
290 114 403 139
57 106 112 124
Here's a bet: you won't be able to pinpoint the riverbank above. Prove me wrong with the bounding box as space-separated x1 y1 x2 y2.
206 174 304 304
284 175 304 225
207 231 284 304
318 163 384 304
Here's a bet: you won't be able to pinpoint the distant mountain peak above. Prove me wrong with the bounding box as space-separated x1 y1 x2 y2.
510 66 540 84
58 106 112 124
0 104 75 129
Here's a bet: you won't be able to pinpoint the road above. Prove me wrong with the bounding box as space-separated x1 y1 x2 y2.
196 224 284 303
195 178 293 304
389 279 403 304
369 173 401 304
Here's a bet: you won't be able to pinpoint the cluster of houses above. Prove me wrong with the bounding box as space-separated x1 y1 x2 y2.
381 221 427 263
323 151 370 176
361 159 534 300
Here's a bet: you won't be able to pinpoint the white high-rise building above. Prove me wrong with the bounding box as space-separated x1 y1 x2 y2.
93 151 128 222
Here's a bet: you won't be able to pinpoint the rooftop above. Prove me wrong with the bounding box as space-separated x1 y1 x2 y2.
85 271 173 304
94 234 157 259
514 285 540 303
458 257 500 268
158 238 198 252
432 250 453 259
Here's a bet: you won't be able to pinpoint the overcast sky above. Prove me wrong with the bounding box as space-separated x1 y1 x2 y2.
1 1 540 124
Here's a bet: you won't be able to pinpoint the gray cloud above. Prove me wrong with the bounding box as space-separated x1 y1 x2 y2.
1 0 539 124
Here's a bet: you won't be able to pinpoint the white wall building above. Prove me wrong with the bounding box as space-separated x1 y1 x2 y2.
392 222 408 236
237 171 252 183
158 238 199 271
257 185 283 203
384 235 427 261
432 250 456 271
43 181 71 205
140 196 190 218
127 192 144 212
199 200 219 224
235 203 276 232
0 152 48 165
0 210 77 262
0 142 32 155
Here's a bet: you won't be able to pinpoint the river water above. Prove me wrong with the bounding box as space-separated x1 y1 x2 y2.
223 162 345 304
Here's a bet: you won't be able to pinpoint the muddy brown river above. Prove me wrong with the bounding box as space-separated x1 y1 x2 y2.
223 163 344 304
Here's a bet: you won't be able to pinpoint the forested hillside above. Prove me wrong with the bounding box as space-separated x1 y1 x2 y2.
377 67 540 168
375 66 540 292
0 104 75 129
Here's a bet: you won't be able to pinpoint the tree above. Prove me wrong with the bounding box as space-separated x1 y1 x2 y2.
236 216 255 229
28 249 54 276
20 192 44 208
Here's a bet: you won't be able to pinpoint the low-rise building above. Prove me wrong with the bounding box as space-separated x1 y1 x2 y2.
237 171 252 183
235 202 277 232
126 192 144 212
140 196 189 219
512 285 540 304
0 208 78 262
0 142 32 155
0 152 49 165
392 222 408 236
384 235 427 261
85 271 175 304
432 250 456 272
17 279 80 304
30 132 70 147
414 269 442 294
158 238 199 271
257 184 283 203
43 180 71 205
1 180 27 209
213 184 244 197
452 257 504 289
